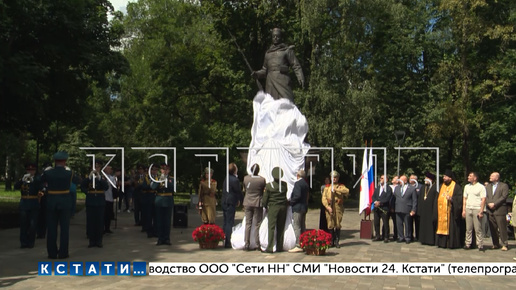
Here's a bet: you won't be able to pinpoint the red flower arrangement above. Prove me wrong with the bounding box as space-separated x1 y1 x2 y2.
192 224 225 247
299 229 332 252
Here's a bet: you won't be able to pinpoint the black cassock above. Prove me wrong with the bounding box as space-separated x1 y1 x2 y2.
417 183 438 245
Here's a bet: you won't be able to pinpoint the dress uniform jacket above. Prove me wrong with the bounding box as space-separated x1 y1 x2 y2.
41 166 80 258
81 176 109 247
15 174 41 248
154 176 174 244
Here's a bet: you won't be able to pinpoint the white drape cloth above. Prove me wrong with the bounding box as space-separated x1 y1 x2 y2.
231 92 309 251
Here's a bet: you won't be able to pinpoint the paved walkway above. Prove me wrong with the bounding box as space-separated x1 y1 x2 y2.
0 205 515 289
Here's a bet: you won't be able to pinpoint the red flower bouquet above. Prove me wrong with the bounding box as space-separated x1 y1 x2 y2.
192 224 225 249
299 229 332 255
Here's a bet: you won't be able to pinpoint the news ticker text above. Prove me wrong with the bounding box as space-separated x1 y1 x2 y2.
38 262 516 276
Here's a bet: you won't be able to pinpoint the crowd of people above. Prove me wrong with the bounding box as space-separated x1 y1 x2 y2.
14 151 516 260
15 151 175 259
371 170 515 254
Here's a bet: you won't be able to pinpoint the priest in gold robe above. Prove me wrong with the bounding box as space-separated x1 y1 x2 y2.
436 169 465 248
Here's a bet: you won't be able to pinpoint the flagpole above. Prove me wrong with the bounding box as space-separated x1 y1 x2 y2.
366 139 370 220
364 139 367 225
359 140 368 219
370 140 374 187
363 140 371 221
353 140 369 188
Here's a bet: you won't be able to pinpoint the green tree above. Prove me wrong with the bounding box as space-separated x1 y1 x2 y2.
0 0 128 142
428 0 516 181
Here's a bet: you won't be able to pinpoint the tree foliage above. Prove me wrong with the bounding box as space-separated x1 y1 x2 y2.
0 0 128 138
2 0 516 191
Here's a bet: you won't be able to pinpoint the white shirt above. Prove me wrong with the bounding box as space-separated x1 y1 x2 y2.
104 175 116 202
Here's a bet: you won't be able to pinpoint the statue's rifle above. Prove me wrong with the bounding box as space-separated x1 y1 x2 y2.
226 28 264 91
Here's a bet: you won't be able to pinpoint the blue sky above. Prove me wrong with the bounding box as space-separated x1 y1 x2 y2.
109 0 131 13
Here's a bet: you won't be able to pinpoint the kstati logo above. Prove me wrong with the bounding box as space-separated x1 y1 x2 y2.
38 262 146 276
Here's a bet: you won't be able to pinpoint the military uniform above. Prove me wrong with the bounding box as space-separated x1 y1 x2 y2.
15 164 40 248
141 169 157 238
263 167 288 253
37 163 52 239
81 169 108 248
41 152 81 259
153 164 174 245
199 170 217 224
133 166 145 226
322 171 349 247
253 29 304 102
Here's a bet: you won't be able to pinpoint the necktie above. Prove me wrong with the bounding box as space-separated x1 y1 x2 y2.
401 186 405 197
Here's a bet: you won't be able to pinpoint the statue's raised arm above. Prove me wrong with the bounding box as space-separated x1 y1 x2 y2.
252 28 304 103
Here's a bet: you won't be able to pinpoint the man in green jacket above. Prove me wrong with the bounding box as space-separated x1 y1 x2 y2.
263 167 288 253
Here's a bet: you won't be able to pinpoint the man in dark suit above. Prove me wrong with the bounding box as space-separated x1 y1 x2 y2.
409 174 423 241
372 175 392 242
289 169 309 252
243 164 266 251
394 175 418 243
222 163 243 248
485 172 509 251
387 176 399 241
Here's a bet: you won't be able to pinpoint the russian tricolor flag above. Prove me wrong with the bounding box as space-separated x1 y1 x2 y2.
359 144 375 216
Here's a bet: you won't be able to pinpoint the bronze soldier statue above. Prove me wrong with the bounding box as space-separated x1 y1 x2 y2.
252 28 304 102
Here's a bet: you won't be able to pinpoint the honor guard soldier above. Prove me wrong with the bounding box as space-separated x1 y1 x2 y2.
322 170 349 248
133 164 145 226
68 166 78 218
199 167 217 224
14 163 41 248
141 164 158 238
81 160 109 248
153 163 174 245
37 162 52 239
40 151 81 259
